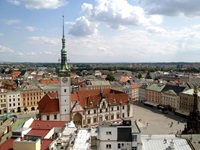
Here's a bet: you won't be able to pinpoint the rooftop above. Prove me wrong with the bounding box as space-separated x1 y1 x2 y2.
141 135 192 150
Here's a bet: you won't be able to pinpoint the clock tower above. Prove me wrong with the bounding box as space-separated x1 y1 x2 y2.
58 15 71 121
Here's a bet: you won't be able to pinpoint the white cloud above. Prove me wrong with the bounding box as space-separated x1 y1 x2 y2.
146 26 166 33
83 0 163 28
5 19 21 25
25 26 37 32
28 36 59 45
0 45 14 53
97 47 113 55
140 0 200 17
69 0 163 37
7 0 20 5
0 33 4 36
24 0 67 9
81 3 93 17
68 16 98 36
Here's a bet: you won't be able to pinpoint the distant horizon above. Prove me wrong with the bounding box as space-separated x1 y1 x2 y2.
1 61 200 64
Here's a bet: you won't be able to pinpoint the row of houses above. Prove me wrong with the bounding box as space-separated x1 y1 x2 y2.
140 83 200 116
0 84 58 114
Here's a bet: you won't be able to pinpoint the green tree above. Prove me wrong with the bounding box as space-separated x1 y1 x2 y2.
137 73 142 79
145 71 152 79
106 74 115 81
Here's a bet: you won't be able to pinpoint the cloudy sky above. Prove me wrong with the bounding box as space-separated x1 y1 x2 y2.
1 0 200 63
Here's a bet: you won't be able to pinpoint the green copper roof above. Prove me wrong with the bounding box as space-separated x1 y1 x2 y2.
59 15 70 74
146 84 165 92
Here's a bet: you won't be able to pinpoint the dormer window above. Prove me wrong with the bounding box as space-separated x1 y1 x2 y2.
90 101 93 106
113 99 116 103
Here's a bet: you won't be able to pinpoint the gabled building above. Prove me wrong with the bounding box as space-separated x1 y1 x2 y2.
38 88 133 127
161 85 187 111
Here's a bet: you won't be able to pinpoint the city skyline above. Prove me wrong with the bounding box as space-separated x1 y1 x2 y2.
1 0 200 63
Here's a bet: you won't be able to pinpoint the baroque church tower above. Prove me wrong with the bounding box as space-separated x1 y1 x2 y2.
58 15 71 121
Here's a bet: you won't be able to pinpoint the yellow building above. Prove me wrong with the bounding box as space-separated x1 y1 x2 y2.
20 85 42 112
13 135 41 150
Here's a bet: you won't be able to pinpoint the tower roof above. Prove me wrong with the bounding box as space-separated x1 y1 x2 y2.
59 15 70 75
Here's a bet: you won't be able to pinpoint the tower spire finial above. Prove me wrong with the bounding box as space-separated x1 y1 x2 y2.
62 14 65 39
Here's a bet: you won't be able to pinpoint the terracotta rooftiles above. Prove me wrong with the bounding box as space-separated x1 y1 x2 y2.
29 120 67 130
0 137 15 150
38 93 59 114
131 83 140 89
27 129 50 139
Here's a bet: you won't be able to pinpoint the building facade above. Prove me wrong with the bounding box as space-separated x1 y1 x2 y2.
93 120 141 150
145 84 165 106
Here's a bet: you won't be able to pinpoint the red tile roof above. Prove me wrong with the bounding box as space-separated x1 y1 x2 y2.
29 120 67 130
0 137 16 150
120 76 130 83
77 89 130 108
27 129 50 139
38 93 59 114
38 88 130 114
131 83 140 89
71 92 79 101
41 139 53 150
11 71 21 78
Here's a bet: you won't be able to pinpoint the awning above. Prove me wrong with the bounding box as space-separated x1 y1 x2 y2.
144 101 159 107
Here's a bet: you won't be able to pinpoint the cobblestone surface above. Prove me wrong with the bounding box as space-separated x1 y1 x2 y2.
132 103 187 135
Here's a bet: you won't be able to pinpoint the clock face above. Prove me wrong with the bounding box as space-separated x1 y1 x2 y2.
62 77 68 83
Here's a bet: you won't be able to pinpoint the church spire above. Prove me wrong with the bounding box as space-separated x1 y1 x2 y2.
59 15 69 75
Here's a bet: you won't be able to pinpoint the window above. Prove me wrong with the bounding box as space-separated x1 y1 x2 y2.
106 144 111 149
47 115 50 120
87 118 91 124
106 131 112 135
94 109 96 114
133 135 137 141
132 147 137 150
117 114 120 118
64 89 66 92
100 109 102 113
123 106 125 109
118 143 121 148
93 117 97 123
9 104 11 107
54 115 57 120
88 110 90 114
111 114 114 120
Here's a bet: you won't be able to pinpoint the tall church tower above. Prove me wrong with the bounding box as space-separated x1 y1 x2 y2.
58 15 71 121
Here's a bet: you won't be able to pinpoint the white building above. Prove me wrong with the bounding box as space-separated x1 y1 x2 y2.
93 120 142 150
6 90 21 113
0 89 7 114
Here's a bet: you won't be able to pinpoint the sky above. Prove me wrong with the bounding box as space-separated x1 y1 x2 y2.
1 0 200 63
